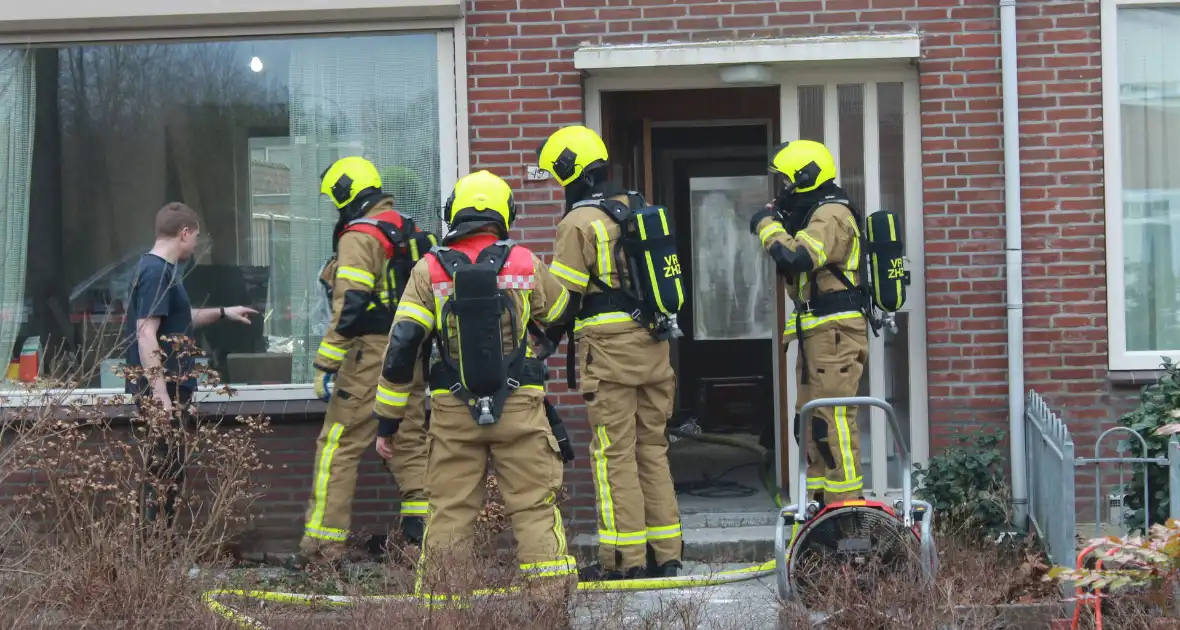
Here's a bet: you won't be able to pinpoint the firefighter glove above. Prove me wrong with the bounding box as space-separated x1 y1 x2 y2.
750 205 778 235
313 366 335 402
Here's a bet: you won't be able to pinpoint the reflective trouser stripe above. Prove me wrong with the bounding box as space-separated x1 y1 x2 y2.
832 405 861 491
598 529 648 546
401 501 429 516
592 424 617 536
647 523 682 541
549 492 568 559
520 555 577 578
305 423 348 541
305 526 347 541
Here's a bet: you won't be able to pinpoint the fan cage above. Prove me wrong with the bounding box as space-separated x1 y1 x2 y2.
787 504 924 609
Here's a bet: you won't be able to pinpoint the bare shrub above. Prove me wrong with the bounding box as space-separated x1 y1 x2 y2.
778 531 1058 630
0 335 271 628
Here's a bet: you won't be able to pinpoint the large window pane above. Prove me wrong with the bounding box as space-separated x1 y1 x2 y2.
797 85 824 142
877 82 906 233
1119 7 1180 352
836 84 866 212
7 33 443 388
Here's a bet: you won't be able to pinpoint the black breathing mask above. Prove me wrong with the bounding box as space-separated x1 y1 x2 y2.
772 161 826 234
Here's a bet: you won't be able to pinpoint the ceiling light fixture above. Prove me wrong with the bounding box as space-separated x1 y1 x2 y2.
719 64 773 86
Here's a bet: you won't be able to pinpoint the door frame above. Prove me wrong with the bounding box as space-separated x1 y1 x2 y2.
584 65 928 503
777 70 928 500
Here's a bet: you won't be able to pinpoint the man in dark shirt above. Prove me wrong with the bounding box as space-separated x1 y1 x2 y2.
125 202 257 526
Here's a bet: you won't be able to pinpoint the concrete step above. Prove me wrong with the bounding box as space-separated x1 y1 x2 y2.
571 511 781 563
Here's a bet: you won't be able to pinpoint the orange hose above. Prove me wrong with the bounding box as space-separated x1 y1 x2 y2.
1072 542 1108 630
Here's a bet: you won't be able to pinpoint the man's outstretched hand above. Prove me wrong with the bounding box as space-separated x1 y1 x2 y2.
223 306 258 324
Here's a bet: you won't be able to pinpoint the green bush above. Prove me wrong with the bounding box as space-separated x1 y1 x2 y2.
913 429 1013 536
1119 357 1180 532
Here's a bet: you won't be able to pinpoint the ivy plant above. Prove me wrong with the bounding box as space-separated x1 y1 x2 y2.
913 429 1013 537
1120 357 1180 532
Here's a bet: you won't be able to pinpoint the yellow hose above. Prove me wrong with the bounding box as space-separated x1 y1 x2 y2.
202 558 778 629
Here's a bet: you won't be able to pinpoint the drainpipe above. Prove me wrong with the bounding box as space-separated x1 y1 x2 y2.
1000 0 1029 529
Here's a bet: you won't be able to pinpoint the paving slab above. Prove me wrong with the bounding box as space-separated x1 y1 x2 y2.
571 562 781 630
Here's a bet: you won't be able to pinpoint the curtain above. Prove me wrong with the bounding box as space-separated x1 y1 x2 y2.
286 34 440 383
1119 7 1180 352
0 50 36 376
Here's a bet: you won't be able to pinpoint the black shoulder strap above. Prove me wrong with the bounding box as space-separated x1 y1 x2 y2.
346 216 409 249
474 240 515 273
626 191 649 210
432 247 472 280
598 198 633 225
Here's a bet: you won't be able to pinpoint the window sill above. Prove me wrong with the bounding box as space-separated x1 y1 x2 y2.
1108 370 1166 387
0 383 322 412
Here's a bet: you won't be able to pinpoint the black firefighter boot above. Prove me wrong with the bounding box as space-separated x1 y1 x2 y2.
400 515 426 546
645 542 684 578
577 563 646 581
578 550 646 581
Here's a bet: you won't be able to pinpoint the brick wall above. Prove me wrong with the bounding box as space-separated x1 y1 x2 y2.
244 418 405 554
465 0 1126 527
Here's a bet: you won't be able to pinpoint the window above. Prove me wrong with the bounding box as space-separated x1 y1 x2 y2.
0 31 454 392
1104 1 1180 370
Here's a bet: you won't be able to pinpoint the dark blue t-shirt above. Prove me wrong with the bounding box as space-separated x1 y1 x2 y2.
124 253 196 393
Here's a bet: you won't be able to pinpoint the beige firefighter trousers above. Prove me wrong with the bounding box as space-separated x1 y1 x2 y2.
796 324 870 504
578 327 681 571
417 391 575 586
301 333 428 556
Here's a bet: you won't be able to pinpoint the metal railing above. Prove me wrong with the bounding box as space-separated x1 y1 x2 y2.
1026 390 1180 567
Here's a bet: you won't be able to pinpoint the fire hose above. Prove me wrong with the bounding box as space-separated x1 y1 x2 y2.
202 560 779 629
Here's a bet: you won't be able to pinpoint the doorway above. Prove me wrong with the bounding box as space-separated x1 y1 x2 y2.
591 66 929 507
600 89 782 515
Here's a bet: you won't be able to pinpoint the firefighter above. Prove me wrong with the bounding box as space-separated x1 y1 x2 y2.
297 156 436 567
748 139 869 506
536 125 684 581
373 170 577 595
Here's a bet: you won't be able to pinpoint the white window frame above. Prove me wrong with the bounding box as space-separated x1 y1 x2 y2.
0 19 468 407
1103 0 1180 371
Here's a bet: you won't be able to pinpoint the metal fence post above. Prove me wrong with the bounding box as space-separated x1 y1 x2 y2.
1059 418 1077 568
1170 437 1180 522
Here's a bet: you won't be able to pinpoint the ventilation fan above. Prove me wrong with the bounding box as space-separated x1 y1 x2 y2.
775 397 938 611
